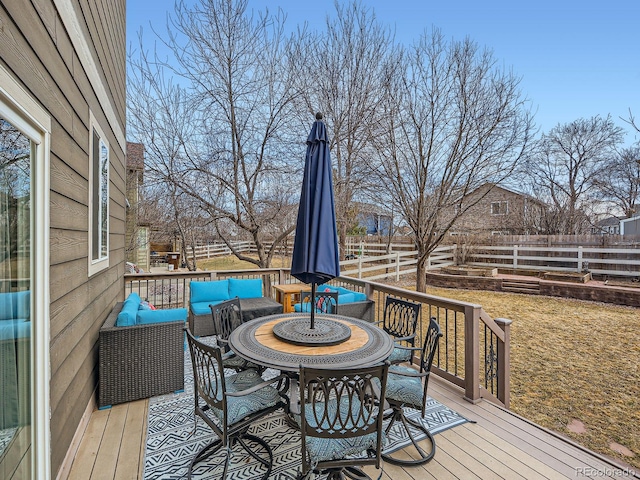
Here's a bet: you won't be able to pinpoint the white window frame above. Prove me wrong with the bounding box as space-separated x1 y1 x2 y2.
0 65 51 480
88 112 109 276
490 201 508 215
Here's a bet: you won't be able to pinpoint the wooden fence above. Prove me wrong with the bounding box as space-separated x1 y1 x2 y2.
184 237 640 279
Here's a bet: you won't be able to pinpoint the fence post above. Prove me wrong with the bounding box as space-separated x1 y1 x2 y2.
464 304 481 404
513 245 518 270
395 252 400 281
358 255 363 279
495 317 512 409
577 246 583 272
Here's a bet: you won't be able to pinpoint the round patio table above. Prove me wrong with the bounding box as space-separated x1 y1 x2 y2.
228 313 394 372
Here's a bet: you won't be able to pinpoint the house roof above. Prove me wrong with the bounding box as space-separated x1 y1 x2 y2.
464 182 547 206
596 216 621 227
621 214 640 225
126 142 144 171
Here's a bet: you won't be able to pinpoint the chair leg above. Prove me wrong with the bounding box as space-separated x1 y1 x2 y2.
382 407 436 466
187 439 224 479
187 433 273 480
237 433 273 477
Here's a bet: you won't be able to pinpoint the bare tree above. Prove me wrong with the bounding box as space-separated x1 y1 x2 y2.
373 30 534 292
289 1 396 258
127 0 301 268
592 145 640 218
527 116 625 234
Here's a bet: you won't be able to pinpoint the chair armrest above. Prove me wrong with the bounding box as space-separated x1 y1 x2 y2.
226 373 291 398
393 333 416 343
389 366 428 379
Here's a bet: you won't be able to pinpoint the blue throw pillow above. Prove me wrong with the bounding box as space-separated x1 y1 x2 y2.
338 293 355 304
190 280 230 304
0 292 15 320
228 278 262 299
13 291 30 319
137 308 187 325
116 293 141 327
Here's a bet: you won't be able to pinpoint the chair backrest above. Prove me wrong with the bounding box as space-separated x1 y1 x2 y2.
301 290 339 314
418 317 443 399
185 328 225 413
298 362 389 473
210 297 243 353
382 296 421 345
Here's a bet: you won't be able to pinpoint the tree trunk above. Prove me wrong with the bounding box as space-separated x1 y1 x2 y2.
416 256 428 293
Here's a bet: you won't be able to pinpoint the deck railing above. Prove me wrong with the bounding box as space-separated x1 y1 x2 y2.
124 268 511 407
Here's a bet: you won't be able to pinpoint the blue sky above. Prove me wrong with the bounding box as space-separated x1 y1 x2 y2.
127 0 639 144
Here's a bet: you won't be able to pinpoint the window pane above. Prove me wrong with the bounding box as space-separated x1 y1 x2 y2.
91 128 109 262
0 117 32 470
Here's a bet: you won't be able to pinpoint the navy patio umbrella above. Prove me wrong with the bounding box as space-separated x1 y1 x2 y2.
290 113 340 329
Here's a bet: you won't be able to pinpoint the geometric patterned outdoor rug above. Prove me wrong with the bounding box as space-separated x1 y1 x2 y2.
143 339 469 479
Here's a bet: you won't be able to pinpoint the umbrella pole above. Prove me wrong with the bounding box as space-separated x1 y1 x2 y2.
310 283 316 329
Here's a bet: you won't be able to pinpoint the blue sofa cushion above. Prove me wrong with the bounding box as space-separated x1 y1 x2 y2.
190 280 230 304
137 308 187 325
0 320 31 341
337 293 355 305
0 291 30 321
228 278 262 299
116 293 141 327
191 300 225 316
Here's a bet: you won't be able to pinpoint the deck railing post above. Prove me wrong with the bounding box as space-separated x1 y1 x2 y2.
495 317 512 408
464 304 481 403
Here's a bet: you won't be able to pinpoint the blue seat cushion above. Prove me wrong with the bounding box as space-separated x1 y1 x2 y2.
300 396 383 464
116 293 141 327
190 280 230 304
228 278 263 299
0 320 31 341
191 300 224 316
136 308 187 325
387 345 412 364
386 365 424 407
211 369 281 425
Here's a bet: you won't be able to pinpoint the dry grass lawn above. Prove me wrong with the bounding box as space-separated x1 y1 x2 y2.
195 256 639 468
421 285 640 470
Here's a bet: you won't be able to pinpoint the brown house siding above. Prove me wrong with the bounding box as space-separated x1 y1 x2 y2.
449 184 545 236
0 0 126 477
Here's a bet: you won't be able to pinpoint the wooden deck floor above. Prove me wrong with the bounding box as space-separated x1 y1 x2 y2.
65 376 637 480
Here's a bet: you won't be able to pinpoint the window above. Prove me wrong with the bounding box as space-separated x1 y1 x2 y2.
490 201 508 215
88 113 109 275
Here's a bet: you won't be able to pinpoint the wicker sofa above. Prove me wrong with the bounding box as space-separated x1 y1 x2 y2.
188 278 283 337
98 296 187 408
293 285 375 322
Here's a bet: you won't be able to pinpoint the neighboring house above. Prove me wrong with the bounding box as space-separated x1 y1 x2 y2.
125 142 150 271
621 214 640 236
591 216 621 235
353 202 393 236
447 183 546 236
1 2 126 479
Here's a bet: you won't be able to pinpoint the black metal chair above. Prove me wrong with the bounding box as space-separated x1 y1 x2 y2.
300 290 339 314
298 362 389 480
210 298 262 373
185 328 290 479
382 317 443 466
377 296 421 365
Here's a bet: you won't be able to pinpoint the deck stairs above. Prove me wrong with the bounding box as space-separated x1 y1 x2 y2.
502 278 541 294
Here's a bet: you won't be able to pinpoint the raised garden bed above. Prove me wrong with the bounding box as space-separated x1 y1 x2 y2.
542 271 591 283
441 266 498 277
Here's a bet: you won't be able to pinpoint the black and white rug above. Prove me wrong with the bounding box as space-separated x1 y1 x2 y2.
143 340 468 479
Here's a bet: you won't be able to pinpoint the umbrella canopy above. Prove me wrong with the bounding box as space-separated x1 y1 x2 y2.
291 113 340 323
